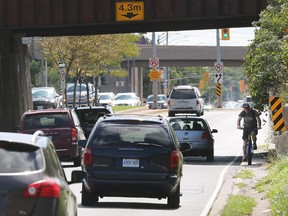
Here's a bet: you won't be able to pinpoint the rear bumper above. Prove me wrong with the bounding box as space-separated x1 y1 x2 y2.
85 175 180 198
56 144 79 161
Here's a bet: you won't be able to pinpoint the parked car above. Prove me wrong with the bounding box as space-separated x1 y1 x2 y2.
75 114 190 208
66 83 96 108
113 92 141 106
0 131 78 216
168 115 218 161
32 87 61 110
18 109 86 166
73 105 115 139
167 85 205 117
145 94 168 109
99 92 115 106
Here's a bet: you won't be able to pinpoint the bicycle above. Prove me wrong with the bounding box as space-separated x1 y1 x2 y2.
238 127 261 165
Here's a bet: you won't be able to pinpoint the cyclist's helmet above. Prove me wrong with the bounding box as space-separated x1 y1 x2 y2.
242 103 250 108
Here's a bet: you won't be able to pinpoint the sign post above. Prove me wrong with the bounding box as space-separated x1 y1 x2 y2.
215 29 223 108
58 61 66 107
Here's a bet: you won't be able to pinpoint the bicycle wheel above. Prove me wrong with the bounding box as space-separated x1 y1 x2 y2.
247 141 252 165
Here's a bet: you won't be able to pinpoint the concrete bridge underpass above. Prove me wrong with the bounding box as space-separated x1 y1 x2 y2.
125 45 248 68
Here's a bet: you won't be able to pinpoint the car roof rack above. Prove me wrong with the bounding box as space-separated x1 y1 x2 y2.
104 113 163 120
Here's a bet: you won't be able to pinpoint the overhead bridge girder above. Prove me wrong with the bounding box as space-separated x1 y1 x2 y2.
0 0 268 36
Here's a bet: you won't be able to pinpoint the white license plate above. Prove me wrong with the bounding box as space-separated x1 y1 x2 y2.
122 159 139 167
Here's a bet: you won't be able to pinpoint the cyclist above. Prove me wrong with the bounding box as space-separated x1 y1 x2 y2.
237 103 261 161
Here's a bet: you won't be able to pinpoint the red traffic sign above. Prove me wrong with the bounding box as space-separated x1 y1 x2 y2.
149 58 159 68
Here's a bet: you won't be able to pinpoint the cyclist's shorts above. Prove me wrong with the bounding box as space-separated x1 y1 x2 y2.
242 128 258 141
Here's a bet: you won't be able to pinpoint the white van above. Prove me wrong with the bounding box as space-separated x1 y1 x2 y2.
167 85 205 117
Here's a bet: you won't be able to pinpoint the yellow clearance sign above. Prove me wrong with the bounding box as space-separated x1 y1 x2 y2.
116 2 144 21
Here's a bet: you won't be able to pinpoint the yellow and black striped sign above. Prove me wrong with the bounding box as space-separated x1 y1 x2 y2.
216 83 221 96
269 96 286 131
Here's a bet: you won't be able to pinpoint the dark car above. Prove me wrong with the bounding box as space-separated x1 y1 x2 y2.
168 115 218 161
74 114 190 208
32 87 61 110
145 94 168 109
18 109 86 166
73 105 115 139
0 131 78 216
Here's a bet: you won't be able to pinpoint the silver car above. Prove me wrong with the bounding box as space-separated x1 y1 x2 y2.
168 115 218 161
167 85 205 117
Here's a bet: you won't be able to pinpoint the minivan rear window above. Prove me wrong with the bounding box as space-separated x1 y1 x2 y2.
90 122 171 147
170 89 196 99
0 142 43 173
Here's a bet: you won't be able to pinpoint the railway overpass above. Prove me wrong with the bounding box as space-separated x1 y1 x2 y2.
123 45 247 68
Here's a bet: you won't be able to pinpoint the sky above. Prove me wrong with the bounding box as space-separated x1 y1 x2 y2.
144 27 256 46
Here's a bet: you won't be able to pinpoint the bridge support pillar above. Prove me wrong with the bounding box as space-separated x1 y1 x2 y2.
0 32 32 132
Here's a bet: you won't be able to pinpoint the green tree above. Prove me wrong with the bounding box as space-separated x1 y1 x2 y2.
244 0 288 112
37 34 141 106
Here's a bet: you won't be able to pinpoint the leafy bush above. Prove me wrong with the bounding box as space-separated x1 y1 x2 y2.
266 157 288 215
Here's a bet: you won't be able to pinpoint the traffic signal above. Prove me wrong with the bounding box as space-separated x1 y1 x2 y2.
221 28 230 40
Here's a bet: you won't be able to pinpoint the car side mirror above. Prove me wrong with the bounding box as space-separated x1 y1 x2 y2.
70 170 86 184
211 129 218 133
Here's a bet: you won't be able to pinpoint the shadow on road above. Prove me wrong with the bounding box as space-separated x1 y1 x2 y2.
77 201 173 210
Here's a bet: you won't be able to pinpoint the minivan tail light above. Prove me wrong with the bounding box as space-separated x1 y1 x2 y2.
71 128 77 141
202 132 210 140
170 150 180 168
83 148 93 166
23 179 60 198
196 99 200 105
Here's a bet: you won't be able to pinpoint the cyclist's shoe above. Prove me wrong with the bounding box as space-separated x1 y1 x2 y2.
253 143 257 150
242 157 247 162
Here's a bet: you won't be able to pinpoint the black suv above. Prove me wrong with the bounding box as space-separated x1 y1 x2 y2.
75 114 190 208
73 105 114 139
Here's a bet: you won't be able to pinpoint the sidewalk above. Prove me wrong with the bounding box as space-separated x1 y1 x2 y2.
208 149 272 216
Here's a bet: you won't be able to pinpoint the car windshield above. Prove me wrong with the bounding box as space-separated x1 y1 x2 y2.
100 95 112 100
147 95 166 102
171 89 196 99
76 109 111 125
115 95 134 100
23 113 70 130
0 141 43 173
67 84 87 93
90 121 171 147
32 90 54 97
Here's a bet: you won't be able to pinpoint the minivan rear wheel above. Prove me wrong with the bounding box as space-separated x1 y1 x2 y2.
206 150 214 161
167 184 180 209
81 184 99 206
